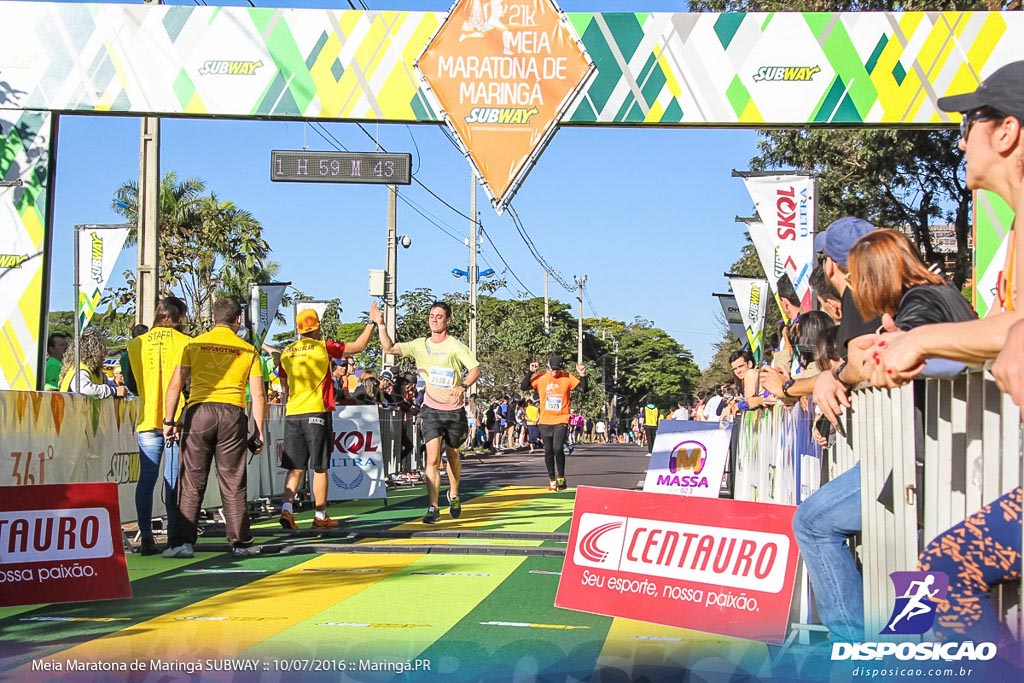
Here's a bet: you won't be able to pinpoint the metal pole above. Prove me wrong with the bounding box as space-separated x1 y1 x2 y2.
469 171 478 360
136 116 160 327
385 184 398 368
73 226 81 393
544 270 549 334
574 275 586 364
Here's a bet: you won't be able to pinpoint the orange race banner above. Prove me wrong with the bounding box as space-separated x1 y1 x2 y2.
417 0 593 210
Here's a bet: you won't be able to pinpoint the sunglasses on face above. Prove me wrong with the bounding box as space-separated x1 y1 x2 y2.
960 108 1007 142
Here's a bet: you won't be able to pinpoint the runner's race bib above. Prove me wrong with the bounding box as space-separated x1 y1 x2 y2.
429 366 456 388
545 396 563 412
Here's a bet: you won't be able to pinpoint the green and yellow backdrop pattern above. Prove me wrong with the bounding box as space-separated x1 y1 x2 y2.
1 3 1019 388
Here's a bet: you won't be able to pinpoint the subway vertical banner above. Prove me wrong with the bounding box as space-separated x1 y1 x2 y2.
0 110 52 390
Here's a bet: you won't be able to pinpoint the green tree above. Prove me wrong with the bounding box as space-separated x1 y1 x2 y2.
111 174 271 329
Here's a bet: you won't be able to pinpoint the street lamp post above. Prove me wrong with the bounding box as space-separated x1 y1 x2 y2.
451 266 494 368
382 184 412 368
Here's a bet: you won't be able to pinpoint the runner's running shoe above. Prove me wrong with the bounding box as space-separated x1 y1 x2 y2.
231 545 261 557
448 491 462 519
556 477 567 491
568 443 574 455
311 515 339 529
422 506 441 524
548 481 558 492
279 509 298 530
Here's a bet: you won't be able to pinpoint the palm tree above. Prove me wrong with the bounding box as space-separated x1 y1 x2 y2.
111 174 270 329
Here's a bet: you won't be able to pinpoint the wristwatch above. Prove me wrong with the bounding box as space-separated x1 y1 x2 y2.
833 360 852 389
781 379 795 398
162 419 176 426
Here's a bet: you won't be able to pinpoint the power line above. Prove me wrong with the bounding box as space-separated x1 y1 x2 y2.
478 224 535 297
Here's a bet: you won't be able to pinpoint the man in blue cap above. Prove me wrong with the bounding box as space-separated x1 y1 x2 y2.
792 215 879 644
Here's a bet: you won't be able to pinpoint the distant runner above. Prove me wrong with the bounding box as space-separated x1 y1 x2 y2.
521 354 587 491
371 301 479 523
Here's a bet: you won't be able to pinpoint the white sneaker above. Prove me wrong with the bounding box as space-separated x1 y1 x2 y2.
230 545 261 557
162 543 194 559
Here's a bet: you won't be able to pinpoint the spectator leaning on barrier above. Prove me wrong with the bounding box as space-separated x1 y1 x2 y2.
863 61 1024 656
791 216 878 643
59 329 127 398
161 297 266 559
277 304 378 531
124 297 190 556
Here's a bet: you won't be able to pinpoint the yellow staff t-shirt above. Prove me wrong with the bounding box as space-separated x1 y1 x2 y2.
128 326 191 431
181 326 261 410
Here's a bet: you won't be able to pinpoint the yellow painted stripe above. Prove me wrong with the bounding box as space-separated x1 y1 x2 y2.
380 485 572 533
23 553 420 665
598 617 772 678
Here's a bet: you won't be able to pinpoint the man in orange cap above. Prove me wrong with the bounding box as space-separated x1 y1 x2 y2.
277 302 379 529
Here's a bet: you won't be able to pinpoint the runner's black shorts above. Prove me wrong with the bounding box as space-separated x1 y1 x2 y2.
420 405 468 449
281 411 333 471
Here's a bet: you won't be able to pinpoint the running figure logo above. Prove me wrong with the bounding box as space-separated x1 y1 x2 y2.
880 571 949 635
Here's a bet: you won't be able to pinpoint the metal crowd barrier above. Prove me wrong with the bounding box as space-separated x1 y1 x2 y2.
738 367 1023 644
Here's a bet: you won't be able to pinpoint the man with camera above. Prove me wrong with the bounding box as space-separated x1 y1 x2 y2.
161 297 267 558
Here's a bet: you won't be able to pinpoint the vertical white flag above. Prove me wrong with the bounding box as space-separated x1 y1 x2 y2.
250 282 289 347
714 293 746 346
741 175 815 311
76 227 129 330
728 276 769 364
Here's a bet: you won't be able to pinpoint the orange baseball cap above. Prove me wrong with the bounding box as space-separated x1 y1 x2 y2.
296 308 320 334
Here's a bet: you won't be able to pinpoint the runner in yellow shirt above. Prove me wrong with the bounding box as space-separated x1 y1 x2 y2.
370 301 479 524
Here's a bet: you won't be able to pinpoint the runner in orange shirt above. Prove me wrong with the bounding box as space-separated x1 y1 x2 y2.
521 354 587 491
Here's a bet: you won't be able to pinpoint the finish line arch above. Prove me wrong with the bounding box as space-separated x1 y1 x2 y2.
1 1 1019 388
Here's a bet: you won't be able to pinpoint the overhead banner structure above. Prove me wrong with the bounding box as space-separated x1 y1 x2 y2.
0 482 131 607
556 486 800 644
75 226 129 331
741 174 816 311
729 275 770 363
643 420 730 497
714 293 746 346
1 3 1022 381
974 189 1014 318
0 110 52 391
250 281 289 348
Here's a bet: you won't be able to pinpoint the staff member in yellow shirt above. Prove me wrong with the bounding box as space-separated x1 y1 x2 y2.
123 296 190 555
162 297 266 558
277 303 379 530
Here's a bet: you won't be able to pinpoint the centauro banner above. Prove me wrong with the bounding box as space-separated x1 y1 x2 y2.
556 486 800 643
76 227 129 331
742 175 815 312
417 0 593 210
0 110 51 391
729 276 770 364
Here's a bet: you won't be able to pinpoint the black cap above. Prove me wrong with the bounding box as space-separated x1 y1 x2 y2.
549 353 564 370
937 61 1024 120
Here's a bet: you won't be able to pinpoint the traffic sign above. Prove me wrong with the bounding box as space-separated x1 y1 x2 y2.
271 150 412 185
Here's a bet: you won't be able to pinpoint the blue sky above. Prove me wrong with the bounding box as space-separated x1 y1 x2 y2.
43 0 758 368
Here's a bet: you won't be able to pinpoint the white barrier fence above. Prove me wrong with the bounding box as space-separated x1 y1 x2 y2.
0 393 413 525
737 367 1022 643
